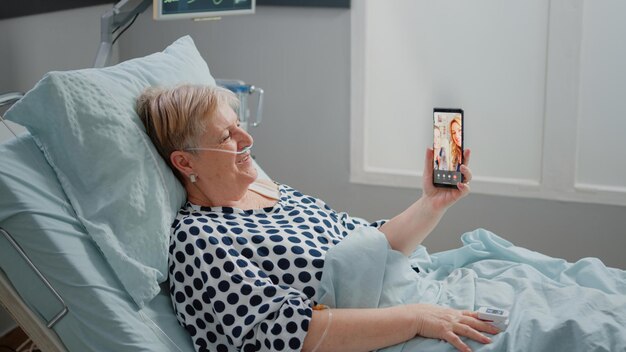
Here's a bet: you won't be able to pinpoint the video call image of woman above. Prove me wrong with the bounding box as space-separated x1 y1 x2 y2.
449 116 462 172
434 114 462 172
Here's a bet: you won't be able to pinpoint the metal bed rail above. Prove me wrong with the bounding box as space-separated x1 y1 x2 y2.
0 228 69 329
1 91 69 329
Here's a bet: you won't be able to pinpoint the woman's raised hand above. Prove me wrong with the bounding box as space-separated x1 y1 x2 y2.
421 147 472 211
410 304 499 352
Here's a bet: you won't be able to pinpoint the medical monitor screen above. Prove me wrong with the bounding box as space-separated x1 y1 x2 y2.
154 0 255 20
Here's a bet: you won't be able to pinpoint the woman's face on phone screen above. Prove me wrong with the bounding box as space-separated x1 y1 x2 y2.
451 121 462 147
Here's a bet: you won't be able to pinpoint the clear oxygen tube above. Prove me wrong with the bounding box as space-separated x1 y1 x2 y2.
185 143 253 155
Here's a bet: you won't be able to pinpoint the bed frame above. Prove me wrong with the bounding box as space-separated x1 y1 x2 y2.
0 267 67 351
1 93 68 351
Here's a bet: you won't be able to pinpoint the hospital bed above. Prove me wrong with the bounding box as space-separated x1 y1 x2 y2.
0 35 268 351
0 132 198 352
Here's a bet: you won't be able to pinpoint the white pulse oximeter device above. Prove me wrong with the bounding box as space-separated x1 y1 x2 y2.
477 307 510 330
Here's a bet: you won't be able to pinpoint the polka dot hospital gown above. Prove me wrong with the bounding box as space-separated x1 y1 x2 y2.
169 182 386 352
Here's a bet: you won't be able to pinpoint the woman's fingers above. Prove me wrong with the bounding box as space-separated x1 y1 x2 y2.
461 316 501 335
463 148 471 166
460 164 472 183
443 318 495 352
461 311 501 335
462 311 479 318
465 319 500 335
443 330 472 352
454 323 492 344
423 147 434 179
457 180 471 195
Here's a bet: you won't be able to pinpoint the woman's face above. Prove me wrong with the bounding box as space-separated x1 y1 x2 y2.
191 105 257 197
434 128 441 149
451 121 462 147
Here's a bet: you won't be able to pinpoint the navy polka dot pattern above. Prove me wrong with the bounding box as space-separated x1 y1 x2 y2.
169 184 385 352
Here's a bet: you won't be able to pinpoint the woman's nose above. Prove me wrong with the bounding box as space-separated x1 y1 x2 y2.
237 128 253 149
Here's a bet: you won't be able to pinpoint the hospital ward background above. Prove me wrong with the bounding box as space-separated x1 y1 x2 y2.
1 0 626 351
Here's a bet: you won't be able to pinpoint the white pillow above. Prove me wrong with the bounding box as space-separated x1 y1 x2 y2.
5 36 214 308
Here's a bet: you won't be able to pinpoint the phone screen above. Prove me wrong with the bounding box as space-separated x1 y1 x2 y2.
433 108 463 187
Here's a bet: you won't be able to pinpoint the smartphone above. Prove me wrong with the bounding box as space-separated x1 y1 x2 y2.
433 108 464 188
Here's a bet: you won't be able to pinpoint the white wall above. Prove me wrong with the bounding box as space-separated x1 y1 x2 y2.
351 0 626 207
576 0 626 190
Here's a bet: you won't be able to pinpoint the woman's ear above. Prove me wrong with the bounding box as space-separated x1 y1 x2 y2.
170 150 194 178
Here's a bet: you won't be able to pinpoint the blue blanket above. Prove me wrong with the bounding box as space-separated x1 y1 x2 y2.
316 227 626 351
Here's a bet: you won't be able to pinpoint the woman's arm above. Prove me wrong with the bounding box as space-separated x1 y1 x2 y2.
378 195 446 256
302 303 497 352
302 306 415 352
380 148 472 255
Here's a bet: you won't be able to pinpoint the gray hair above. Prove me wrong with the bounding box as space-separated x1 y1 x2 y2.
136 84 239 179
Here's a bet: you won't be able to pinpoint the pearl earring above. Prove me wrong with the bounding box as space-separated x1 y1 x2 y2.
189 174 197 183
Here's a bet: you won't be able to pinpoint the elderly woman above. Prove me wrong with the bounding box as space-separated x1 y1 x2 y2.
136 84 494 352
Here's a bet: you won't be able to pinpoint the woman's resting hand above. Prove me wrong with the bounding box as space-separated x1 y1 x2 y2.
411 304 499 352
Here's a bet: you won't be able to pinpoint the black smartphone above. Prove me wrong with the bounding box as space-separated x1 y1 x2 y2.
433 108 464 188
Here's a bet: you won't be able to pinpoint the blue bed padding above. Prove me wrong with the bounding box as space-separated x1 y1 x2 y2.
317 226 626 351
0 133 194 351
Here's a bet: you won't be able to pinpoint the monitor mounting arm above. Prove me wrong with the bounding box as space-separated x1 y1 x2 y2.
93 0 151 68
